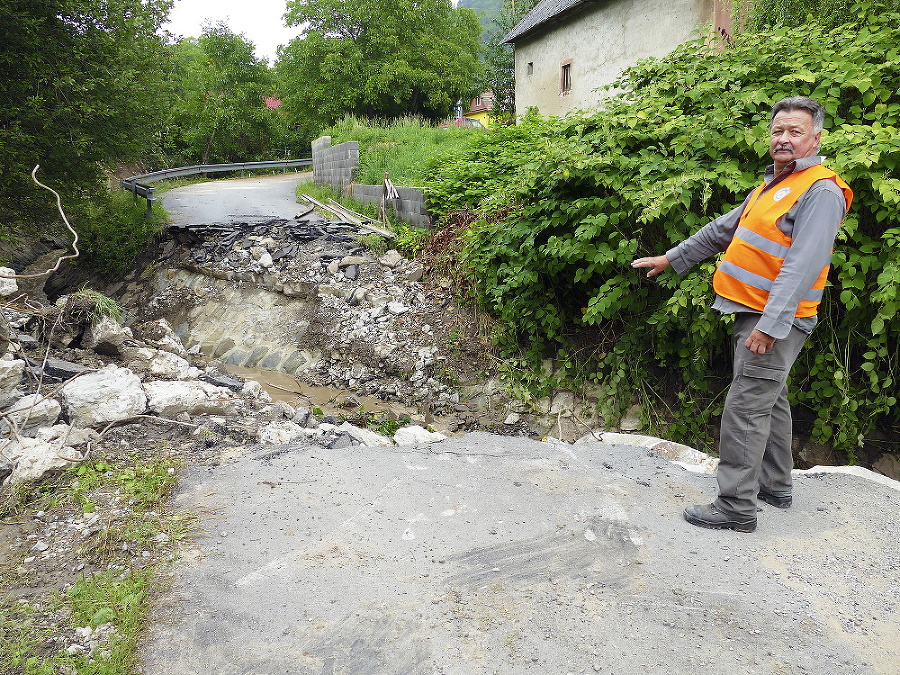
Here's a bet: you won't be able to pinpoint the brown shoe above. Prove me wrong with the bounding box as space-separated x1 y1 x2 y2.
684 503 757 533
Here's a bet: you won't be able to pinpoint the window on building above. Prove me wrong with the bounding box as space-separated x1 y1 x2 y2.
560 60 573 94
474 96 482 107
527 62 534 75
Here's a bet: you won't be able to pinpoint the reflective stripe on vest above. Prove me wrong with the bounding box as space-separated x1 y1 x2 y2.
712 164 852 318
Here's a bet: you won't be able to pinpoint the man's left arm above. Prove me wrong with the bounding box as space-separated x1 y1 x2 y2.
755 181 848 340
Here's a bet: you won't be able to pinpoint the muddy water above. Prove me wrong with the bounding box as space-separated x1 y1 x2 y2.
223 364 425 423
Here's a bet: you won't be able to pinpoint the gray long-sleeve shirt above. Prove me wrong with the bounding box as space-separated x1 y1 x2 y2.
665 156 849 339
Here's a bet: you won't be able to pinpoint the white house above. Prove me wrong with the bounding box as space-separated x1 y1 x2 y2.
503 0 733 118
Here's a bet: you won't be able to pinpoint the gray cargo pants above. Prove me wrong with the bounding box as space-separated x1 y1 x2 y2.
714 313 809 518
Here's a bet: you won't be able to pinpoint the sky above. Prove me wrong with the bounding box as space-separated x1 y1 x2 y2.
163 0 303 64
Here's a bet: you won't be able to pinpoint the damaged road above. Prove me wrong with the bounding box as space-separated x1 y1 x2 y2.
136 175 899 675
139 433 900 675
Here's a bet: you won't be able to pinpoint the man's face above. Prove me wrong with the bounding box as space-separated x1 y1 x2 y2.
769 109 821 170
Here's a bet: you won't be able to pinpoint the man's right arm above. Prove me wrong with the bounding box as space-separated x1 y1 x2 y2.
664 196 750 275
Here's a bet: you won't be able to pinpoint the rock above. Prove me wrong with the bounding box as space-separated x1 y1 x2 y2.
34 424 100 448
387 302 409 315
60 365 147 427
503 412 521 425
257 420 309 444
273 400 296 419
80 316 128 355
404 263 424 283
4 436 85 484
25 356 89 381
124 346 194 380
0 267 17 297
549 391 575 416
258 252 273 268
336 421 392 447
1 394 61 437
380 250 404 269
873 453 900 481
132 319 189 358
326 260 340 275
618 404 642 432
0 456 12 484
143 380 239 417
343 264 359 281
0 358 25 407
201 373 244 391
291 406 312 427
393 425 446 445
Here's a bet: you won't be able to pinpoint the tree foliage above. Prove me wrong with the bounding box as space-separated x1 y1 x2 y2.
277 0 485 135
424 1 900 455
164 24 283 165
481 0 539 125
0 0 173 228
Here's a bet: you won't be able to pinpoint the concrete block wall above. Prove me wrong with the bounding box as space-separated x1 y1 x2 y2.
312 136 359 192
349 184 431 229
312 135 432 228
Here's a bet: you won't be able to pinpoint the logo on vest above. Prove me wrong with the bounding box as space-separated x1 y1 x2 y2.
773 187 791 202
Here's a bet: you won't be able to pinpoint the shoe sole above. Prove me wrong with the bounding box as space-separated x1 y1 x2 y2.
758 492 792 509
684 512 757 533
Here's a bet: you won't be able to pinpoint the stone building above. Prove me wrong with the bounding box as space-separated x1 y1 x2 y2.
503 0 733 118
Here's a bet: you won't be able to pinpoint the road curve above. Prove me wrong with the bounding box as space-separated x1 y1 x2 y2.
160 172 312 224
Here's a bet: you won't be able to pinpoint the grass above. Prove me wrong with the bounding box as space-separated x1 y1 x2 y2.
0 451 196 675
326 115 478 186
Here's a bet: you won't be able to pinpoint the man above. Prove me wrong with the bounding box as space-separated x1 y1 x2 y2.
632 96 852 533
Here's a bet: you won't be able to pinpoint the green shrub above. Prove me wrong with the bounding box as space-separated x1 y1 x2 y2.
74 190 163 279
424 2 900 455
326 115 477 186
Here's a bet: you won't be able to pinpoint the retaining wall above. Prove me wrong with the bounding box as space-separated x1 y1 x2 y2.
312 136 432 228
349 184 431 229
312 136 359 192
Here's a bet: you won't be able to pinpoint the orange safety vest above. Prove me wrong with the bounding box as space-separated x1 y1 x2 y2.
712 165 852 318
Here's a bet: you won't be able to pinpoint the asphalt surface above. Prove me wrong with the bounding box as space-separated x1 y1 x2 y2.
140 433 900 675
160 172 310 224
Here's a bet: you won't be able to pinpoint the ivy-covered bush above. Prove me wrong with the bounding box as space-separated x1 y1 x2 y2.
424 2 900 455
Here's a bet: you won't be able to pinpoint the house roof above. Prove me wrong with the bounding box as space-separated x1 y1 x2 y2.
502 0 598 44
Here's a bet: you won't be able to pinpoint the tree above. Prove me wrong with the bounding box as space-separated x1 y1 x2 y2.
481 0 539 125
0 0 173 227
276 0 484 134
165 23 282 165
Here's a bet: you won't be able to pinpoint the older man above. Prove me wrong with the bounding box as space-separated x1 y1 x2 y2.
632 96 852 533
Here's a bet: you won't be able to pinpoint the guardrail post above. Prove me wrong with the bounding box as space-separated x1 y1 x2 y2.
147 187 155 218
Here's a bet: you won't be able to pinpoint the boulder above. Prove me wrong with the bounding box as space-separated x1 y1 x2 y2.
60 365 147 427
379 250 404 269
257 420 310 444
34 424 100 447
123 346 197 380
393 425 447 446
0 267 17 297
0 358 25 407
1 394 61 437
336 421 392 447
3 436 85 484
80 316 128 355
143 380 240 417
132 319 189 359
25 356 89 381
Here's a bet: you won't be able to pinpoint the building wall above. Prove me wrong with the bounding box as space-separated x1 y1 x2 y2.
513 0 714 118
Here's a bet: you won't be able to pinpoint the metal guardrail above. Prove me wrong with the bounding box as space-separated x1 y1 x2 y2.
120 158 313 217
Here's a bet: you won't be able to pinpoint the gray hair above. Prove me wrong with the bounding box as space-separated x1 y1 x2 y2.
771 96 825 133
